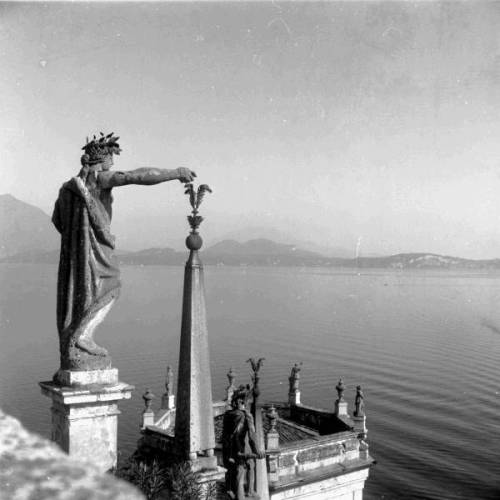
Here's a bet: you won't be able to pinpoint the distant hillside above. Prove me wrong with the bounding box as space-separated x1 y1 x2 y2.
117 247 184 266
216 226 352 258
349 253 500 270
0 194 58 258
203 239 330 266
2 195 500 269
3 243 500 270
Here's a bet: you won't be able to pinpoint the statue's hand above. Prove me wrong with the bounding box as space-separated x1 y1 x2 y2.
257 451 266 459
176 167 197 183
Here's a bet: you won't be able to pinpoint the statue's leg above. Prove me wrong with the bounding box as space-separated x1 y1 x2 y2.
225 462 237 499
236 463 246 500
247 459 256 496
76 299 114 356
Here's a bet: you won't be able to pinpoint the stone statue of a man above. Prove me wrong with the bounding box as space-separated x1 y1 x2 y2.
52 133 195 377
222 386 265 500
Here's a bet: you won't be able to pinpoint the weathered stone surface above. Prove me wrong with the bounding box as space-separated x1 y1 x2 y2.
174 250 216 457
0 409 143 499
296 443 344 463
52 134 196 372
353 415 367 438
270 467 370 500
54 368 119 387
40 379 133 472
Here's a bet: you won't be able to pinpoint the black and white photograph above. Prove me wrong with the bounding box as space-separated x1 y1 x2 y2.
1 2 499 499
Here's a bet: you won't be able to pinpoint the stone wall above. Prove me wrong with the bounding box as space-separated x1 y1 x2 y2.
276 433 360 477
0 409 144 500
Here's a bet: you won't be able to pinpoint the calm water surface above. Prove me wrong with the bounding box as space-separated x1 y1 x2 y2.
1 264 500 499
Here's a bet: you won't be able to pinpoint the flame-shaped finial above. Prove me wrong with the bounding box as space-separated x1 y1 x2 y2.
184 183 212 250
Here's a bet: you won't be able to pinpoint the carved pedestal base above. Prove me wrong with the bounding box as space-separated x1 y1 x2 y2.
39 370 133 472
288 390 301 406
53 368 119 387
352 414 367 438
335 400 348 416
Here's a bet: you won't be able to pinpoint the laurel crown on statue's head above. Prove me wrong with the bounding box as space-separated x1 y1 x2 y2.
81 132 122 165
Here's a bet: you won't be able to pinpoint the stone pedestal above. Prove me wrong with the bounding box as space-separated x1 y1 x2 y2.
288 390 301 406
39 369 133 472
353 414 367 438
161 394 175 410
266 431 280 487
142 409 155 429
266 431 280 451
335 400 348 417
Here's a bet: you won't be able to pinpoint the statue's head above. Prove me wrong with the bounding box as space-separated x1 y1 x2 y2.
231 384 250 410
81 133 121 170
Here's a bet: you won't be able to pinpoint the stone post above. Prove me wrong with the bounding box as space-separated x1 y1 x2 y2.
173 183 224 483
266 405 280 487
39 369 133 472
174 233 216 463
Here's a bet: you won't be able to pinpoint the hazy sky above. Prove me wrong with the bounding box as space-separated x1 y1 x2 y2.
2 1 500 258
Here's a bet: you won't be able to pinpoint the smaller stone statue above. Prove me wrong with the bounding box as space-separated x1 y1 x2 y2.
288 362 302 393
335 378 345 402
354 385 365 417
227 367 236 388
165 365 174 396
226 367 237 406
160 365 175 410
222 386 266 500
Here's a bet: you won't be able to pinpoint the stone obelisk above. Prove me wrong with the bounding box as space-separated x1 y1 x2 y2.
174 183 220 473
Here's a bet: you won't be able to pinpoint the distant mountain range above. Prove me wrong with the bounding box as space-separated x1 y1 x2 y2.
2 193 500 270
0 194 58 259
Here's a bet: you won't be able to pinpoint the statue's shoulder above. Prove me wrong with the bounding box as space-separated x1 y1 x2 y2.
59 177 78 192
59 177 89 198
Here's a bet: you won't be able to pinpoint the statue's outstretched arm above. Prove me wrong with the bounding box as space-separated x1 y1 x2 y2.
98 167 195 188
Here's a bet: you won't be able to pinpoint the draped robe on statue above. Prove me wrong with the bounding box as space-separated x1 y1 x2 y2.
222 408 260 499
52 176 120 371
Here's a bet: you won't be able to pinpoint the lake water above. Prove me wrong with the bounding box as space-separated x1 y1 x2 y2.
1 263 500 499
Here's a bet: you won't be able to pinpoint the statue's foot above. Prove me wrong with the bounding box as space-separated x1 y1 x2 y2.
76 337 108 357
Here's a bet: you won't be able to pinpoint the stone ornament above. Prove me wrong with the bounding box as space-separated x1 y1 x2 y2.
267 405 278 433
142 389 155 412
